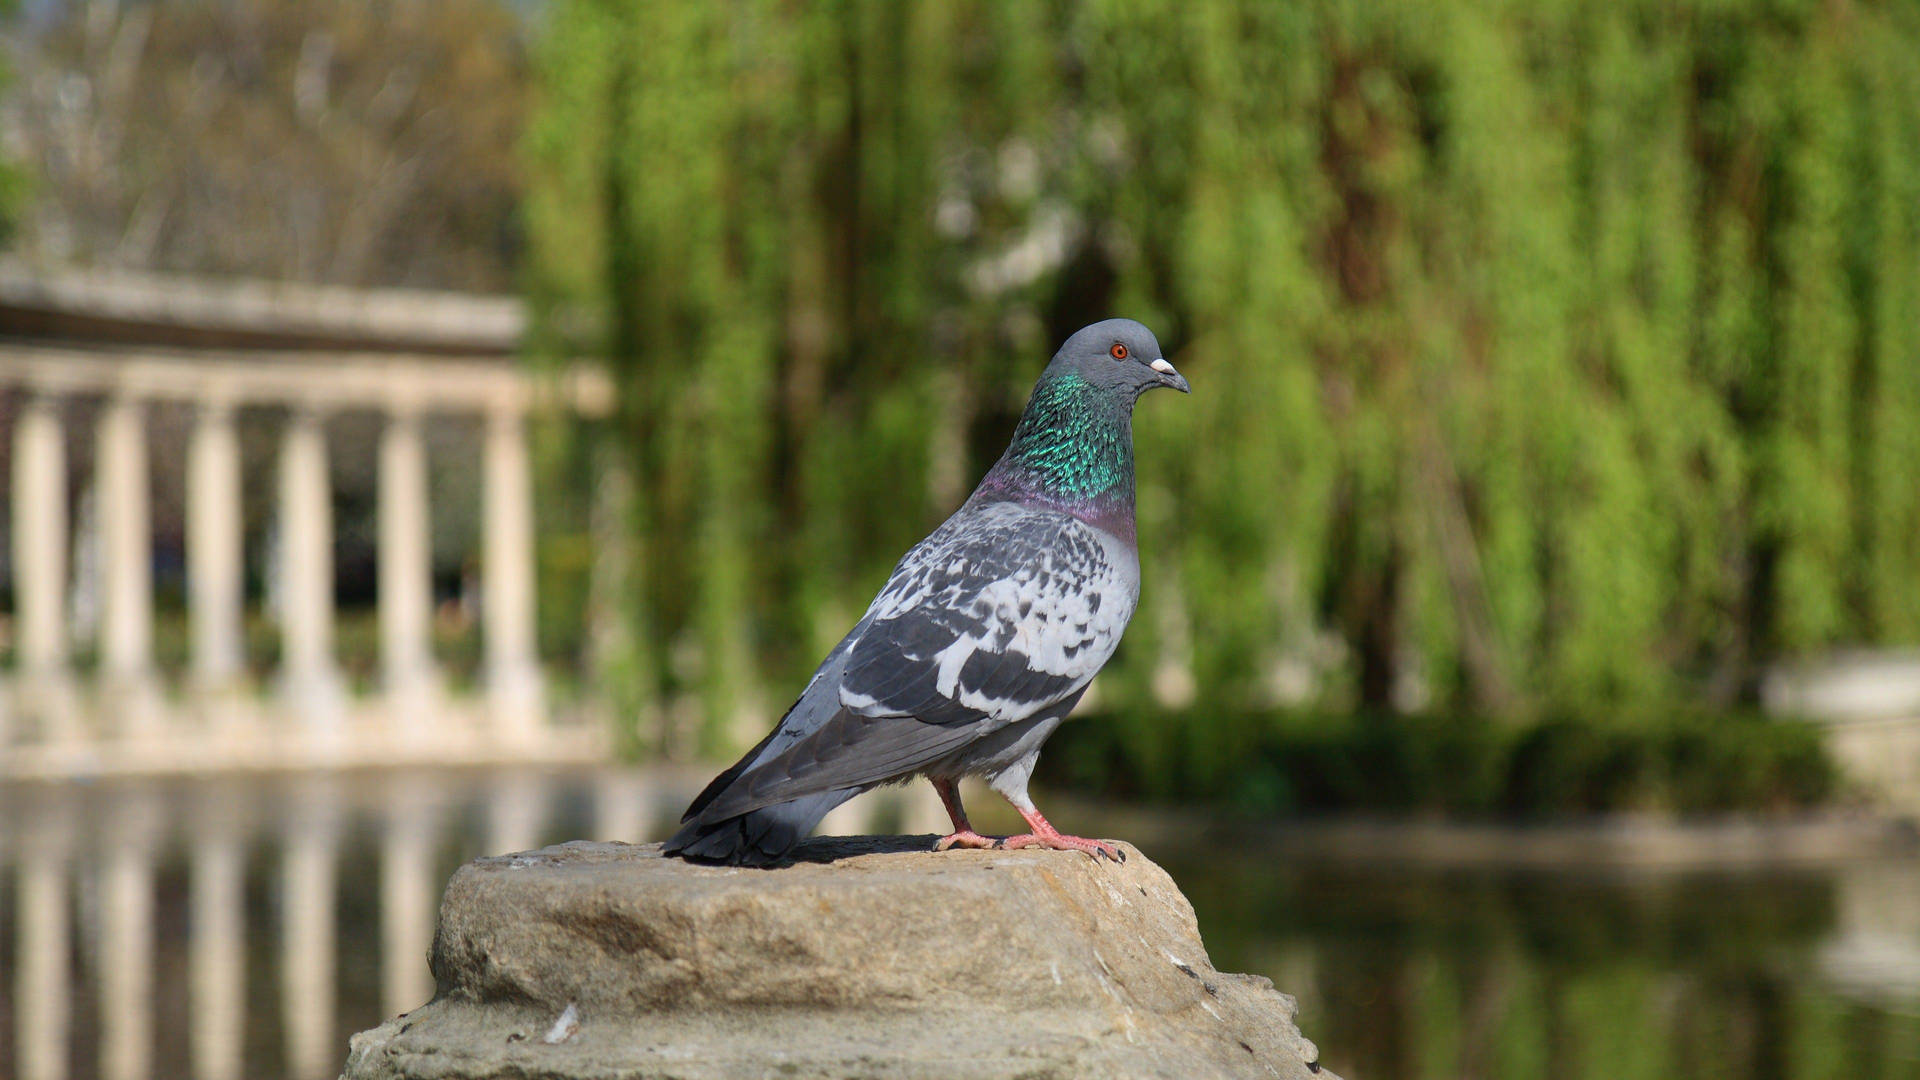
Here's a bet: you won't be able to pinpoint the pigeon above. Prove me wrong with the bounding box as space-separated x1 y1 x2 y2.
666 318 1188 866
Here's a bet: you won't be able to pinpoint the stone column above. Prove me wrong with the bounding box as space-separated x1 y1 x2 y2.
11 393 75 737
278 407 343 726
483 406 542 737
379 406 438 717
97 393 159 728
188 400 246 695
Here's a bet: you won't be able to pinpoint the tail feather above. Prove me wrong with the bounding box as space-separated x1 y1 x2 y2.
679 724 783 824
664 789 857 866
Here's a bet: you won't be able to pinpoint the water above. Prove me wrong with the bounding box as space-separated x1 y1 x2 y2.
1161 846 1920 1079
1 767 1916 1080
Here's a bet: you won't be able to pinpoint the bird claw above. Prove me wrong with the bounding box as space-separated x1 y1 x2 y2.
996 832 1125 862
935 796 1126 863
933 830 998 851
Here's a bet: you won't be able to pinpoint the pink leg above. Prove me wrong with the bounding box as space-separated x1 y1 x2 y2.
930 778 995 851
997 805 1124 862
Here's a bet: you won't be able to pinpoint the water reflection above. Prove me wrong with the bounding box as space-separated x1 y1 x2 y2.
14 788 73 1080
0 765 932 1080
1820 862 1920 1010
0 768 1916 1080
378 786 439 1019
188 789 243 1080
1157 839 1920 1080
279 780 341 1080
99 795 156 1080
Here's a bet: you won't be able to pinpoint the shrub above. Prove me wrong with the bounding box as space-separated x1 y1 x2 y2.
1041 705 1839 819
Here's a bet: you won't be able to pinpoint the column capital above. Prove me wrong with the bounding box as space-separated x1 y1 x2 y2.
483 399 529 433
285 399 333 424
385 394 430 422
195 394 241 420
19 387 67 412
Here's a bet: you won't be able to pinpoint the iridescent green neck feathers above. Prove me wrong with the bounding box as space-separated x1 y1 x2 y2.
988 371 1135 506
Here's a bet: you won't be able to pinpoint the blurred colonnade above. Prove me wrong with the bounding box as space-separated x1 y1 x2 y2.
0 266 612 778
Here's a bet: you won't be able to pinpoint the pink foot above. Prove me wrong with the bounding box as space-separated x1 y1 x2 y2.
999 805 1125 861
928 779 999 852
997 831 1124 861
934 830 997 851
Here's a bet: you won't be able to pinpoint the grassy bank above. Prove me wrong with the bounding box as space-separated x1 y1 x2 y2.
1041 707 1840 819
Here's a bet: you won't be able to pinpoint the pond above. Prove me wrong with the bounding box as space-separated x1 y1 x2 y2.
1161 839 1920 1079
0 766 1916 1080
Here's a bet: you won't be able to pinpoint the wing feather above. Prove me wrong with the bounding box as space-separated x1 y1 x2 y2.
840 500 1136 726
697 708 992 820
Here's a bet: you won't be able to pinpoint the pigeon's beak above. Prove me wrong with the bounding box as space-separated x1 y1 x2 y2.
1149 357 1190 394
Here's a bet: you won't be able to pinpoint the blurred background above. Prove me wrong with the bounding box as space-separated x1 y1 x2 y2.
2 1 1920 1078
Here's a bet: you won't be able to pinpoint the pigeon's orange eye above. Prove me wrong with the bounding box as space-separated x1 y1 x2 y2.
1109 343 1129 360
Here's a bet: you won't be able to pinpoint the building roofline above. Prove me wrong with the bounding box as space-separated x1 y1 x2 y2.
0 261 525 355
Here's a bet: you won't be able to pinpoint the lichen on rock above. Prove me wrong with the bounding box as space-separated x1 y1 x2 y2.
341 836 1328 1079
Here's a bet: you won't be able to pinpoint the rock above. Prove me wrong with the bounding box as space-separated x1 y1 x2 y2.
341 836 1328 1080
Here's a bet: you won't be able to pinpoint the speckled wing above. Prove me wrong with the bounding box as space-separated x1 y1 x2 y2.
691 499 1138 821
840 500 1138 726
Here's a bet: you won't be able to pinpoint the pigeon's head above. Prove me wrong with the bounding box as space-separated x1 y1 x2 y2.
1047 318 1189 400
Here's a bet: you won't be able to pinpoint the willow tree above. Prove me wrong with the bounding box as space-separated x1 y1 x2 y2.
529 0 1920 757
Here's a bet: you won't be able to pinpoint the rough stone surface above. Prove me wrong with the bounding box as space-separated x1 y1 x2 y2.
341 836 1327 1080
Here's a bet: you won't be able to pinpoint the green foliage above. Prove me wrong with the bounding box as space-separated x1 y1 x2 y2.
0 0 21 240
528 0 1920 754
1042 706 1839 818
